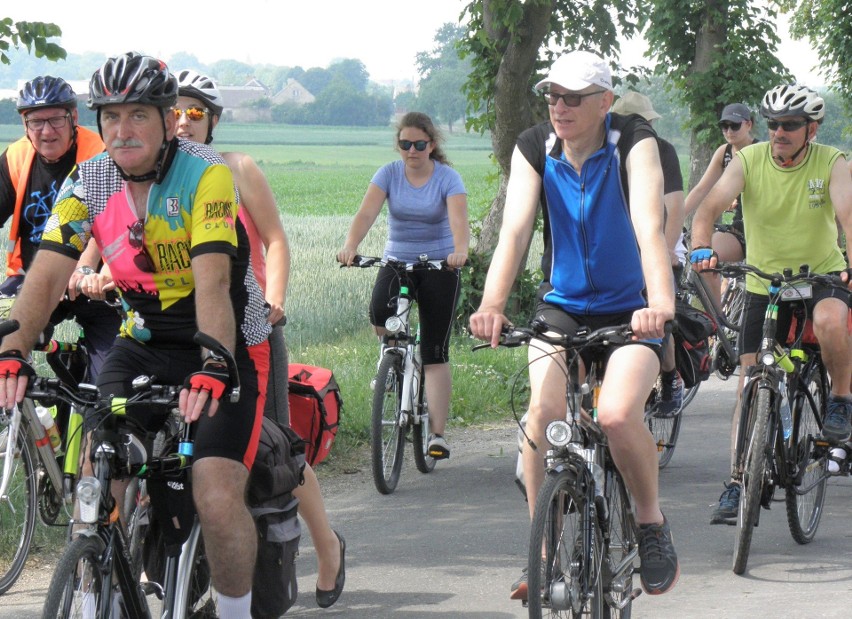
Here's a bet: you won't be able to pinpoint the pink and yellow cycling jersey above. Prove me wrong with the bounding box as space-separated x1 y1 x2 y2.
41 139 271 348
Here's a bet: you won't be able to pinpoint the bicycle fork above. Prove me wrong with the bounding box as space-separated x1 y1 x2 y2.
398 329 423 428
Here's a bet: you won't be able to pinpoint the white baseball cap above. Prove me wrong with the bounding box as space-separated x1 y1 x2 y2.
535 50 613 93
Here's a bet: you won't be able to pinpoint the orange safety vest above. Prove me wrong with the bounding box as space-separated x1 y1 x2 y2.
5 126 104 276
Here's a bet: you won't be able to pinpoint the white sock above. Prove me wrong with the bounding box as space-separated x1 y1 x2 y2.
217 590 252 619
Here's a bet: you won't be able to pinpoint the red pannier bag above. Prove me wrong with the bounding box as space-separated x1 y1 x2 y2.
287 363 342 466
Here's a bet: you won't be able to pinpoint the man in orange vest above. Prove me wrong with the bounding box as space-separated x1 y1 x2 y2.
0 76 120 377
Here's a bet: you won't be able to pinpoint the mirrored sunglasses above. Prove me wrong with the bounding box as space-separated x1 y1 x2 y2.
172 106 210 122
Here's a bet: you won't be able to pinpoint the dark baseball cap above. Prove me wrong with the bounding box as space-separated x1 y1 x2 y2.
719 103 751 123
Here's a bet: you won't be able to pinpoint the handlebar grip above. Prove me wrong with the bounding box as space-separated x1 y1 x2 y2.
0 319 20 340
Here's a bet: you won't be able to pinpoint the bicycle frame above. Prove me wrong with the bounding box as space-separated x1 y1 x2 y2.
382 285 423 426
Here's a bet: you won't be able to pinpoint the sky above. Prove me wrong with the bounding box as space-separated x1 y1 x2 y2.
12 1 825 86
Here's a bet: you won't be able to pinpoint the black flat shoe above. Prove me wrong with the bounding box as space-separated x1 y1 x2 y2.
316 530 345 608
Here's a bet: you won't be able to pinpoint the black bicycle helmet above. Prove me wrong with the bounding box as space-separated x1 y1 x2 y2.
17 76 78 113
760 84 825 123
87 52 178 110
176 70 224 117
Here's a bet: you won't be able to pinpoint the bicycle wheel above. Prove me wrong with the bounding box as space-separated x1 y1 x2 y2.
411 366 436 474
528 468 604 618
370 353 406 494
42 534 108 618
733 386 771 575
785 363 828 544
645 394 682 470
601 468 636 618
681 380 700 410
0 426 37 595
178 523 219 619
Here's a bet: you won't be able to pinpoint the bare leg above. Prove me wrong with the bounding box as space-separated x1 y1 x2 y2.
293 463 341 590
424 363 451 436
814 298 852 398
598 345 664 525
193 457 255 597
522 339 569 520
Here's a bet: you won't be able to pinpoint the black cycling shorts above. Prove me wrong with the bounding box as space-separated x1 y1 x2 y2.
533 287 665 369
369 265 461 365
739 279 851 355
95 337 269 469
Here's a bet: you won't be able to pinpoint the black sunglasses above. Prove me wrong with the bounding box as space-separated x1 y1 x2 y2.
718 121 742 132
127 219 156 273
766 119 808 132
398 139 430 152
542 89 607 107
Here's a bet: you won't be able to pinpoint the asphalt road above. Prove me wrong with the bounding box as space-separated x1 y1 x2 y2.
3 375 852 617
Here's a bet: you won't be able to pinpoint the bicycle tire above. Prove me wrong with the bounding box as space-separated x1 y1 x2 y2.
42 534 108 618
601 468 636 618
177 522 219 619
733 386 771 575
681 380 700 410
528 468 604 618
411 365 436 474
0 426 37 595
645 400 682 470
785 363 828 544
370 353 406 494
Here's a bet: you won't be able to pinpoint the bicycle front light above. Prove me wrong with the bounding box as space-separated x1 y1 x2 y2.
759 350 776 367
546 421 573 448
384 316 403 334
76 476 102 524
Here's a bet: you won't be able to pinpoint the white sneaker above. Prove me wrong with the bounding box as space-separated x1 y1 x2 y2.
427 434 450 459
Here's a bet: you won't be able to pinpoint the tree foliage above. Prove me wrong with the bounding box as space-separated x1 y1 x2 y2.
414 24 472 131
642 1 788 151
0 18 64 65
779 0 852 110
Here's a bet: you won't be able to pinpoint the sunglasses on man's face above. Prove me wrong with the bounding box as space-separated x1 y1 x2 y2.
766 119 808 132
541 89 607 107
718 121 742 132
398 139 430 151
172 106 210 122
127 219 156 273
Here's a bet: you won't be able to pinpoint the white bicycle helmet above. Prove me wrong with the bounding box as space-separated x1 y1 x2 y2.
760 84 825 123
176 70 224 117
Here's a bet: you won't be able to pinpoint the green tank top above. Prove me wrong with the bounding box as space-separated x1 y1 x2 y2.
738 141 846 293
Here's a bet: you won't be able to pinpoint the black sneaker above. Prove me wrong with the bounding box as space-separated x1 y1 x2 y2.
655 372 684 418
637 516 680 595
710 482 741 525
822 397 852 444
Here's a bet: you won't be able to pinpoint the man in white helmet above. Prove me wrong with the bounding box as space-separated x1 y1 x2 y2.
691 84 852 524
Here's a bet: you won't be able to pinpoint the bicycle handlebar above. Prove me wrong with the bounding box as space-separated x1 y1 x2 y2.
341 254 468 271
472 320 653 352
710 262 848 291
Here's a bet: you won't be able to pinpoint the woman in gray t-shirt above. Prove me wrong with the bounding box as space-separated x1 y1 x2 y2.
337 112 469 459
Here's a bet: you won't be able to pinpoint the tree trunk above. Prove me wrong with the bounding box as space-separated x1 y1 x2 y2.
474 0 555 255
687 1 728 192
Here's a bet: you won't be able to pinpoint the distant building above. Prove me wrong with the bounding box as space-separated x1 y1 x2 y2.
272 79 315 106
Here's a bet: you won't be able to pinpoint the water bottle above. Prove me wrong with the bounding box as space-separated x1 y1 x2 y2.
779 376 792 441
36 405 62 453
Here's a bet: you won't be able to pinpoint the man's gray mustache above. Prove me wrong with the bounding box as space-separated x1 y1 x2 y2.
110 139 144 148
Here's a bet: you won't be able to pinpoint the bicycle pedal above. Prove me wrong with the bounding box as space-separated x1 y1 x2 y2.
630 588 643 600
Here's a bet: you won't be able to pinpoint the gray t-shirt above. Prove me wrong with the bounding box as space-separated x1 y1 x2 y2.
370 159 466 262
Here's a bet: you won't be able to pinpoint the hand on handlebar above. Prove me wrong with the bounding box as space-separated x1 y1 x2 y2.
469 307 510 349
446 252 469 269
336 248 358 267
630 307 674 340
689 246 718 272
179 362 231 422
0 351 34 408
